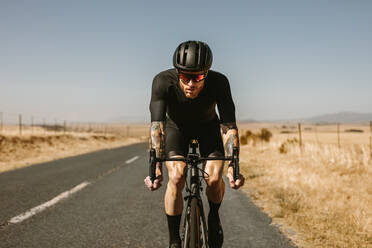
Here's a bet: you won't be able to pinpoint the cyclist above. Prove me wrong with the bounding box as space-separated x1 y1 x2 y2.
144 40 245 248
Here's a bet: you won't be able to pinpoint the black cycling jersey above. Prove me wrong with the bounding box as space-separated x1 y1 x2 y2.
150 68 236 157
150 69 236 126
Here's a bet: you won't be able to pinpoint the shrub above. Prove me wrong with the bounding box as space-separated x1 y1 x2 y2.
240 128 273 146
345 129 364 133
279 138 298 154
279 143 288 154
240 135 248 145
259 128 272 142
287 138 298 144
280 131 295 134
245 130 253 137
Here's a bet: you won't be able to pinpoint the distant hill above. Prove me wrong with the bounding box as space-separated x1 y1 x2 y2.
301 112 372 124
109 112 372 124
238 118 259 123
239 112 372 124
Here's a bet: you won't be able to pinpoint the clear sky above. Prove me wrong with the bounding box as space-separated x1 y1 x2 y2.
1 0 371 123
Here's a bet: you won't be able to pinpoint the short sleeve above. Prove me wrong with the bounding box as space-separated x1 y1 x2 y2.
149 74 167 122
216 75 236 123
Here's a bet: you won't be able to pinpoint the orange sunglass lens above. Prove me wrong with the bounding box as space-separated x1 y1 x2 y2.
179 74 188 82
195 74 205 82
179 73 205 82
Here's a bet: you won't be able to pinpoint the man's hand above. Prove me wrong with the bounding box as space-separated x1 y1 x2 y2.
226 165 245 189
144 163 163 191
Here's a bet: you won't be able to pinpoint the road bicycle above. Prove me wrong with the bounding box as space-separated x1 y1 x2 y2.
149 139 239 248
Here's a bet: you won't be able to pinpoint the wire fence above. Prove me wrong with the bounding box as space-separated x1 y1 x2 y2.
239 121 372 159
2 111 371 157
0 111 149 137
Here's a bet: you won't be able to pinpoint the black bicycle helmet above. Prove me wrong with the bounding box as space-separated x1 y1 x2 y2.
173 40 213 72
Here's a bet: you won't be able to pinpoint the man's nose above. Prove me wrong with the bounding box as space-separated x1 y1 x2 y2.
187 80 197 86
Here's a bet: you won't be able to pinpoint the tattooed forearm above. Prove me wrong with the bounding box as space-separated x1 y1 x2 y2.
150 121 165 159
221 123 239 157
224 133 237 156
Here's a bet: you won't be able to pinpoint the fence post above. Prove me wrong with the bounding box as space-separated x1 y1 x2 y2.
19 114 22 136
298 123 302 152
337 123 340 148
64 121 67 134
31 116 34 135
0 112 3 134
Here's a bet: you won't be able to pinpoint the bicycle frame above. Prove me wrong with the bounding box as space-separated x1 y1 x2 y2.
149 140 239 248
182 141 208 247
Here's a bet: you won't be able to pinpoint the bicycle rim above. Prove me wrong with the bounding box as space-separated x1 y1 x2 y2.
189 197 201 248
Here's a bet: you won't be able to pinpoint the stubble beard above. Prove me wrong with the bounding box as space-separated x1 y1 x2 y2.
180 81 204 99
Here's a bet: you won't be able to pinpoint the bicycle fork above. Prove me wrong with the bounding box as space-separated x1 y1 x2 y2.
182 163 209 248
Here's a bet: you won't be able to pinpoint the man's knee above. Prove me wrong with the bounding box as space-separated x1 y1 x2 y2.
169 173 186 189
205 160 224 189
167 162 186 190
206 174 223 189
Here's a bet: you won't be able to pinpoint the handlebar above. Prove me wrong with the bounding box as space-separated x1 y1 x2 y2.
149 148 240 183
149 149 157 183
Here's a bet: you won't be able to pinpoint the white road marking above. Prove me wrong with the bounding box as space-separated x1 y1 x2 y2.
125 156 139 164
8 181 90 224
8 156 139 224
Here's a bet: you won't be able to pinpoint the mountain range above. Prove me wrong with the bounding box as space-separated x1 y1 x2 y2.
240 112 372 124
299 112 372 124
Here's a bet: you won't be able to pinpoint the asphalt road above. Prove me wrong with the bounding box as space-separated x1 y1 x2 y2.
0 143 296 248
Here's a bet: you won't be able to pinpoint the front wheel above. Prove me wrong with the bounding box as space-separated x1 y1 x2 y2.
189 197 201 248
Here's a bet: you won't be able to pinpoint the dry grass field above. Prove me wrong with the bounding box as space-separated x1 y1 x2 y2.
1 122 371 247
0 124 148 173
238 123 372 248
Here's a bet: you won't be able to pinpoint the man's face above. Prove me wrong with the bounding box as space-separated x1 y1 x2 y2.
178 71 207 99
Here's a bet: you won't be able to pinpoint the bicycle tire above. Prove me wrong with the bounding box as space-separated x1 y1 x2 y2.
189 197 201 248
182 204 190 248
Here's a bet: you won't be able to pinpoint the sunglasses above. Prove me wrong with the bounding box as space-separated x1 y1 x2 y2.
179 72 207 83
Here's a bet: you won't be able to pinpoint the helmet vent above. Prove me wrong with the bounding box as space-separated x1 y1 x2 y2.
204 50 208 66
195 42 200 66
182 44 189 66
177 53 181 65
